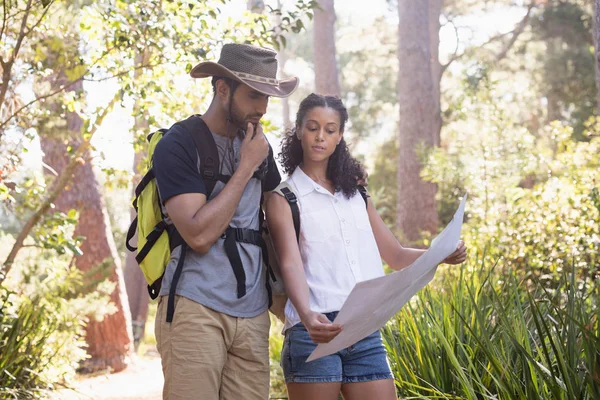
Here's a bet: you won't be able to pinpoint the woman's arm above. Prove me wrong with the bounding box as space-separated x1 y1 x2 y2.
265 194 342 343
367 198 467 270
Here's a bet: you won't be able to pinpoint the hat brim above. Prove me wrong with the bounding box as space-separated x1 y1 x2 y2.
190 61 299 98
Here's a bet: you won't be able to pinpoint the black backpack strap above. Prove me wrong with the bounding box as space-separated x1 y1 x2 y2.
125 217 138 252
166 243 187 323
258 187 274 307
357 185 369 208
176 115 230 198
125 168 157 252
135 220 169 264
221 227 265 299
280 187 301 242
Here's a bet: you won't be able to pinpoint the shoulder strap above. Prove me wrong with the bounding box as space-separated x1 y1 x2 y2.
176 115 229 199
273 182 300 242
357 185 369 208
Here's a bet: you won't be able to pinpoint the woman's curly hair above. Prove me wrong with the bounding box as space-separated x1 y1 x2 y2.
279 93 364 199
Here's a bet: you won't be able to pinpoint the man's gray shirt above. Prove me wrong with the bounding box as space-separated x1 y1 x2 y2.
153 124 281 317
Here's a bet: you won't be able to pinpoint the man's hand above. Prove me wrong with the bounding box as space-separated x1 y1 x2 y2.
301 311 343 344
443 240 467 265
239 122 269 172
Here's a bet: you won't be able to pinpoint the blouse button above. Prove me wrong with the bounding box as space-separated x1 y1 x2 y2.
345 240 350 244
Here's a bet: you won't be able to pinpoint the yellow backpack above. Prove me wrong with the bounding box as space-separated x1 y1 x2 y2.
125 128 171 296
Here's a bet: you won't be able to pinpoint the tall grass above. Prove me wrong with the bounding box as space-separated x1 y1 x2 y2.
382 261 600 399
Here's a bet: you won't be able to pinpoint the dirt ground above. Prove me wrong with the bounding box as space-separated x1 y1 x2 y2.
51 352 163 400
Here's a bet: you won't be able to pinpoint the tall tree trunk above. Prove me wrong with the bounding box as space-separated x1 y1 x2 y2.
39 65 133 373
124 50 151 351
313 0 341 97
396 0 438 242
280 50 292 130
429 0 443 147
124 149 148 351
546 39 561 122
594 0 600 115
276 0 292 130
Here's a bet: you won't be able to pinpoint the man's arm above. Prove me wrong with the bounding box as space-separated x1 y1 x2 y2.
164 123 269 254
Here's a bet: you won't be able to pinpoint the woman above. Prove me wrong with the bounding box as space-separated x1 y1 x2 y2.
266 93 467 400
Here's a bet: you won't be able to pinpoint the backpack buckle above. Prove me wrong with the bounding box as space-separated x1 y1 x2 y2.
283 192 297 204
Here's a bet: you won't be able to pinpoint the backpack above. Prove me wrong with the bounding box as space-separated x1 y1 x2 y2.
126 115 274 323
264 182 369 323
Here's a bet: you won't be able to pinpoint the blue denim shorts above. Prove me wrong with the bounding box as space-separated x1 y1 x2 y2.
281 311 393 384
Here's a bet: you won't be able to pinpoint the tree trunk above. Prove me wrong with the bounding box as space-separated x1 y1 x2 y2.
594 0 600 115
275 0 292 130
313 0 341 97
546 38 561 122
39 75 133 373
429 0 443 147
396 0 438 242
124 150 149 351
124 50 151 351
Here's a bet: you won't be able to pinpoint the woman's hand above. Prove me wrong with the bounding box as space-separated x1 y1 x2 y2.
301 311 343 344
443 240 467 265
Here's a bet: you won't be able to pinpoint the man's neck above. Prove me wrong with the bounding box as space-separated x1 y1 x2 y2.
201 105 238 138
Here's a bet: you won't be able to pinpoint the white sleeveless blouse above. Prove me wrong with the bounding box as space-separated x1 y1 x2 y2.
283 167 385 331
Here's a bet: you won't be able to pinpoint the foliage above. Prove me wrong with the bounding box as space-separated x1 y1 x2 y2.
0 254 114 399
368 135 398 227
268 316 287 399
383 262 600 399
425 76 600 281
529 0 595 138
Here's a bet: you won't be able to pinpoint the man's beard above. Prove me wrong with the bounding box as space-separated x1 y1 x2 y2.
228 100 261 133
228 102 248 131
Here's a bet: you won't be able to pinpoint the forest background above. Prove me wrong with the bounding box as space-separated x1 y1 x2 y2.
0 0 599 398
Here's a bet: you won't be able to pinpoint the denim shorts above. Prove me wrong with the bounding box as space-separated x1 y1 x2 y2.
281 311 393 384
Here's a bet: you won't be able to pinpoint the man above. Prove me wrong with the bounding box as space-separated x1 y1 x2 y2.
152 43 299 400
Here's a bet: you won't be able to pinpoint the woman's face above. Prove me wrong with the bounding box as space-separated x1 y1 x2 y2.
298 106 343 163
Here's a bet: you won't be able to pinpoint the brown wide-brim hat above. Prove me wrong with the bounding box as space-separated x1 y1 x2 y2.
190 43 299 98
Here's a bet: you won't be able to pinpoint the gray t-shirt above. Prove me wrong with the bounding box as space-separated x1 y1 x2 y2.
153 124 280 317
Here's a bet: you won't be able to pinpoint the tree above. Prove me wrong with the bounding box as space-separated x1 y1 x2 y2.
34 10 133 371
396 0 438 242
123 49 152 351
529 0 595 136
313 0 340 96
429 0 443 147
595 0 600 115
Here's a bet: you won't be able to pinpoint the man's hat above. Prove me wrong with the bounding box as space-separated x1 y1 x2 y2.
190 43 299 98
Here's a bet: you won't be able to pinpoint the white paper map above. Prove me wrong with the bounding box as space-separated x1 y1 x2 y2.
307 195 467 362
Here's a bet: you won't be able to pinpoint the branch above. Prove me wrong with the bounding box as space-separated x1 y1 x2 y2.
0 0 37 123
23 0 53 39
11 0 34 65
0 0 8 46
441 30 511 75
441 2 536 75
0 46 142 131
494 2 535 62
0 91 119 285
82 60 164 82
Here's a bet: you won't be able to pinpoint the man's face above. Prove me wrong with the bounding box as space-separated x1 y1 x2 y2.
227 83 270 130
